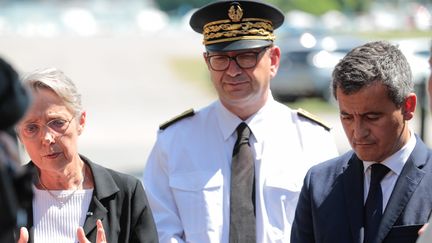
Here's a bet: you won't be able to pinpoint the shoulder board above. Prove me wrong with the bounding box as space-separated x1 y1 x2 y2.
159 108 195 130
297 108 331 131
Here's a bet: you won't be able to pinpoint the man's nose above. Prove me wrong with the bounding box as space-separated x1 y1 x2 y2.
353 120 369 139
225 58 242 77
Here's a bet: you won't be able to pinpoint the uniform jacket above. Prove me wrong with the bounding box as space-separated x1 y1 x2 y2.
143 97 339 243
291 135 432 243
25 155 159 243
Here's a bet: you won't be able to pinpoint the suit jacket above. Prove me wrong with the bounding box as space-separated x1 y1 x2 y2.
25 155 159 243
291 135 432 243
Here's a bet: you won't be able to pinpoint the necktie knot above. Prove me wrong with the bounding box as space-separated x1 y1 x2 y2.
370 163 390 186
236 122 251 145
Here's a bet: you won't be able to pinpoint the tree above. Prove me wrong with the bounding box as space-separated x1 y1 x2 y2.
268 0 340 15
156 0 372 18
156 0 212 14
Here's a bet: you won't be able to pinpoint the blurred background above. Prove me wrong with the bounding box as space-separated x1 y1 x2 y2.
0 0 431 176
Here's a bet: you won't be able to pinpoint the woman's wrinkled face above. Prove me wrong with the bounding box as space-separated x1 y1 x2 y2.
17 88 85 172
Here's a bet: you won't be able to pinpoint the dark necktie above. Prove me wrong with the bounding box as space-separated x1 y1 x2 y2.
364 163 390 243
229 122 256 243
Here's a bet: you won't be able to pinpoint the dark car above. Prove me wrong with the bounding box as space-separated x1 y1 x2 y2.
271 30 366 102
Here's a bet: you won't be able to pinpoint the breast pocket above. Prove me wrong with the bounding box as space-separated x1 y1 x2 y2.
263 177 303 241
384 224 423 243
169 170 224 234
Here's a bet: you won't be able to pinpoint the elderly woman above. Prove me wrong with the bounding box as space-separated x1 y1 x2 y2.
15 68 158 243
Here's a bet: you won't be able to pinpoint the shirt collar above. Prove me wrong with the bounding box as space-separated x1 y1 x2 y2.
246 95 276 143
363 130 416 176
216 100 243 141
216 93 276 142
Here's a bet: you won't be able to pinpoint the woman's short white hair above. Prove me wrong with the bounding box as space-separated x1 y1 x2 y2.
21 68 83 116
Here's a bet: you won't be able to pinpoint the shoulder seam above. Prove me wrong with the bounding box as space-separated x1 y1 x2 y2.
297 108 331 131
159 108 195 130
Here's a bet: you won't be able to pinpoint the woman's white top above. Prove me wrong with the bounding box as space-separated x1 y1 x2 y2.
32 187 93 243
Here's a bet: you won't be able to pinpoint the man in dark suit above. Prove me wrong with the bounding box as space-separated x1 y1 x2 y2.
291 41 432 243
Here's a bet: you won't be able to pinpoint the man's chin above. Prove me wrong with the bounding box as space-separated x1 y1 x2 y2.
353 145 373 159
354 151 382 163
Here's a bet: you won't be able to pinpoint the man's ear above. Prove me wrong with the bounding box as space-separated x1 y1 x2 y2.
203 52 211 71
402 93 417 120
269 46 281 78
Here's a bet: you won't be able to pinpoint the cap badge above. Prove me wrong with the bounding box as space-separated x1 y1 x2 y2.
201 2 276 46
228 3 243 22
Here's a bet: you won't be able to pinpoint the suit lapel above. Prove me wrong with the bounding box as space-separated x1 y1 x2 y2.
376 137 428 243
343 153 365 243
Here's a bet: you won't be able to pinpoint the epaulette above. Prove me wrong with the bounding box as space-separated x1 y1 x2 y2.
297 108 331 131
159 108 195 130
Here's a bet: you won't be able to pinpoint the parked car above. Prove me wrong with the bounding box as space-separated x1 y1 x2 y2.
271 30 366 102
393 38 431 110
272 31 430 103
393 38 430 84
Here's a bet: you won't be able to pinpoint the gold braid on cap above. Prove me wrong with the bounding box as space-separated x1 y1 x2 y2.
202 3 275 45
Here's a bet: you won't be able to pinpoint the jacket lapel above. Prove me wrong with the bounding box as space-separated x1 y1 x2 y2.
82 196 108 235
376 137 428 243
343 153 365 243
25 156 120 240
80 155 120 238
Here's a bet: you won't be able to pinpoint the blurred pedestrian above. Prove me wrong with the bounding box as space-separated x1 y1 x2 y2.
15 68 158 243
142 1 338 242
291 41 432 243
0 57 33 243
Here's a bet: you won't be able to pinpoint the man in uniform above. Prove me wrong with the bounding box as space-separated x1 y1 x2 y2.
143 1 338 242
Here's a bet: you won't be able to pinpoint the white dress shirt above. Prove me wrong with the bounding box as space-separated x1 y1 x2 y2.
362 131 417 210
33 188 93 243
143 95 339 243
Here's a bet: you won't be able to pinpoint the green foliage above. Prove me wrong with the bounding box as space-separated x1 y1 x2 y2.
342 0 372 13
156 0 212 13
158 0 374 16
269 0 340 15
358 30 432 39
285 98 337 113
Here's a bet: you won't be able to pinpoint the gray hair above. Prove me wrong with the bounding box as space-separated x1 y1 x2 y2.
332 40 413 107
21 68 83 116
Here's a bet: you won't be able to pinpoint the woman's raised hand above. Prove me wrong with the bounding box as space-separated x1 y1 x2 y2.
77 219 107 243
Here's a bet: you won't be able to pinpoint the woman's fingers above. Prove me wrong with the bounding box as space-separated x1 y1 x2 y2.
76 219 107 243
16 227 29 243
77 226 90 243
96 219 107 243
